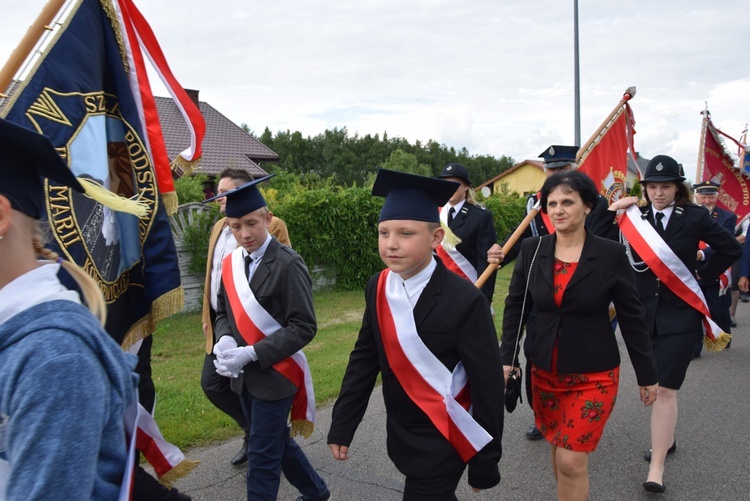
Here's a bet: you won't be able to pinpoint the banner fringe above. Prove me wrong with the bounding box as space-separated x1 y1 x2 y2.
162 191 179 216
290 419 314 439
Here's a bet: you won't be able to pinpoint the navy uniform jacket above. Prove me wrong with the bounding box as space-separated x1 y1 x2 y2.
698 206 737 283
214 237 317 400
629 203 741 336
327 258 504 489
502 193 615 265
444 202 497 303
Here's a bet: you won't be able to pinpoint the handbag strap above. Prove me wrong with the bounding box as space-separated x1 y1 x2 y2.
511 237 542 367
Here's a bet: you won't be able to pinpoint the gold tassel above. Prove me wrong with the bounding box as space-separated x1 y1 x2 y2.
703 332 731 352
162 191 179 216
170 156 201 176
77 177 150 218
119 287 184 350
158 458 201 488
440 221 462 251
290 419 314 439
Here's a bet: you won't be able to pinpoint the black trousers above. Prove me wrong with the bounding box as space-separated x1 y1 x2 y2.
201 352 249 430
403 470 464 501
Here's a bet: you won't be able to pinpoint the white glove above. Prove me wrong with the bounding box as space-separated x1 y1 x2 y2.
213 336 238 356
214 346 257 378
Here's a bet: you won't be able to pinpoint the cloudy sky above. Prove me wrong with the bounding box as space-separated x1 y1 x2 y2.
2 1 748 181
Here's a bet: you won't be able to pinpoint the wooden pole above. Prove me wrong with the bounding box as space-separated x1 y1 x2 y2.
0 0 66 96
577 86 636 165
474 201 541 289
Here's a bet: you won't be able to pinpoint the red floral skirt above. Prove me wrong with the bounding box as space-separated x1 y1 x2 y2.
531 360 620 452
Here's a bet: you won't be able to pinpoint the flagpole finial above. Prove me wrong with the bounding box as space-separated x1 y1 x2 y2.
623 87 636 100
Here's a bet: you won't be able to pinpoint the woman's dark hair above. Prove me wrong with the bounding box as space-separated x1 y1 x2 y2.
641 181 692 206
539 170 599 214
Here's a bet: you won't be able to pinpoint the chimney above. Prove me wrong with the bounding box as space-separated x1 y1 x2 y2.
184 88 200 109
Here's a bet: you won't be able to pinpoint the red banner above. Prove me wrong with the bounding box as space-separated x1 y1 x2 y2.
701 121 750 222
578 105 634 205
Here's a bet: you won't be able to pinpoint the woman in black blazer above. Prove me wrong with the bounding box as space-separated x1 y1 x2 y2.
501 170 658 501
611 155 741 493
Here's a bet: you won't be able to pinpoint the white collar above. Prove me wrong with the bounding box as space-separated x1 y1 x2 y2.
399 257 436 305
449 200 466 215
0 263 81 325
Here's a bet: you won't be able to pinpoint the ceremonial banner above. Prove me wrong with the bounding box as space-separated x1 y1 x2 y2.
699 115 750 223
577 88 638 206
0 0 204 349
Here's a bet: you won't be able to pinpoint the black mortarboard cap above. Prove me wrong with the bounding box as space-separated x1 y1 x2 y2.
372 168 459 223
538 145 579 169
0 118 85 219
437 163 471 186
692 180 720 194
204 174 274 218
639 155 685 183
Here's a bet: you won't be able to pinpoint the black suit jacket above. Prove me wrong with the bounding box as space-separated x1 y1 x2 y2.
327 258 504 489
630 204 741 336
501 231 658 385
698 206 737 283
445 202 497 303
215 237 317 400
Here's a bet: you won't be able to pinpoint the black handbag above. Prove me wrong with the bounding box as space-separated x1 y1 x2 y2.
504 237 541 413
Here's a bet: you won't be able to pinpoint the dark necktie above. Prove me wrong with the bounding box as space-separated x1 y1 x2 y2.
244 254 253 282
448 207 456 225
655 212 666 236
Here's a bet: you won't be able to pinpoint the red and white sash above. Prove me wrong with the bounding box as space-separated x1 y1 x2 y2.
535 192 555 234
618 206 728 346
375 269 492 462
437 206 477 282
119 396 199 499
221 249 315 437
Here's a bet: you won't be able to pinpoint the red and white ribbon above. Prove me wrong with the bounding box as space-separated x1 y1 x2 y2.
221 249 315 435
618 205 724 341
376 269 492 462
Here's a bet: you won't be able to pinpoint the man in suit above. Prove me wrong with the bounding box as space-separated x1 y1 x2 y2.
201 167 292 466
488 144 618 441
328 169 504 499
436 163 497 304
692 180 736 356
208 175 330 501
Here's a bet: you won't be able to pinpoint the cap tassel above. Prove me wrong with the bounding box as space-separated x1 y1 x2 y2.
440 221 462 251
77 177 150 218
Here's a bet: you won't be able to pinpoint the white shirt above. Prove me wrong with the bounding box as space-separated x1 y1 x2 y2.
653 204 675 229
447 200 465 219
210 224 238 311
399 257 437 307
244 233 273 283
0 263 80 325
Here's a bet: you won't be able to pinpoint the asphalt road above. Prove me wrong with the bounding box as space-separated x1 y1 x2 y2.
171 300 750 500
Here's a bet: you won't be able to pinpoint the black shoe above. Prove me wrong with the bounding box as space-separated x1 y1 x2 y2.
731 317 737 328
741 294 750 303
525 424 543 440
643 439 676 462
230 435 249 466
643 481 666 493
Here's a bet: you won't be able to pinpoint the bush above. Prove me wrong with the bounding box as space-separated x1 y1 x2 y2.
274 185 384 290
483 191 528 242
174 173 210 204
181 205 221 275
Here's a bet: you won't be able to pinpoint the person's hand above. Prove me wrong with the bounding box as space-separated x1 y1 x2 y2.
488 244 504 269
502 365 513 385
640 384 659 406
213 335 237 356
202 322 209 337
740 276 750 292
696 250 705 261
215 346 256 378
608 196 639 212
329 444 349 461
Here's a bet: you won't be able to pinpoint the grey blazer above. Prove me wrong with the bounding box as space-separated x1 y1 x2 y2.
214 237 317 401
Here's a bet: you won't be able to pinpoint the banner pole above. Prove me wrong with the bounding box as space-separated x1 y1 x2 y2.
697 105 709 183
0 0 67 96
577 87 636 166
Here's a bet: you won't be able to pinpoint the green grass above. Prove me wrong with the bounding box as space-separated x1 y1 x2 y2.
150 265 514 450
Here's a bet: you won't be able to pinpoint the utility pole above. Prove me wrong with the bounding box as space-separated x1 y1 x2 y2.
574 0 581 147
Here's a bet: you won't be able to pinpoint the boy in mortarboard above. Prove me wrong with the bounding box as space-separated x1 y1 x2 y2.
327 169 504 500
208 177 331 501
